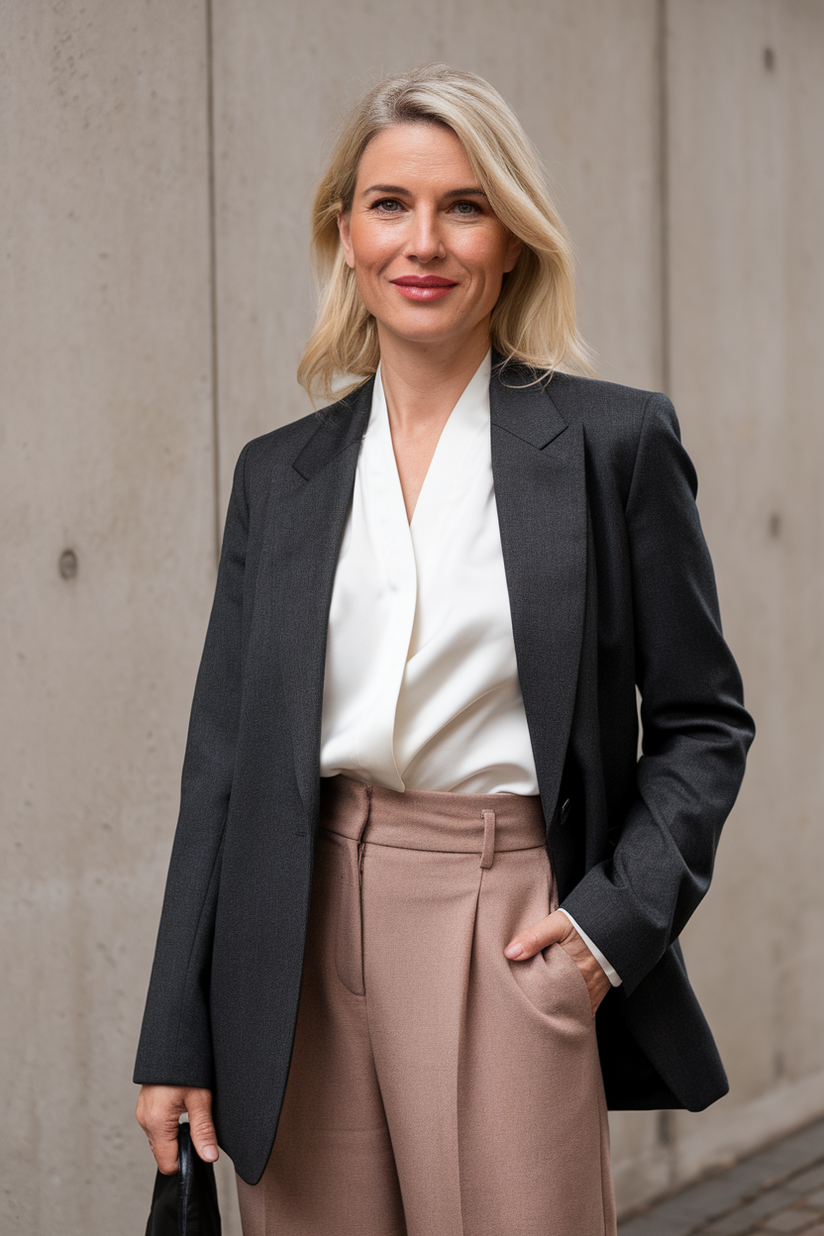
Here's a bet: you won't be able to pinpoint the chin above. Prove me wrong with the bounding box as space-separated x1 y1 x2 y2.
388 328 465 350
379 312 469 346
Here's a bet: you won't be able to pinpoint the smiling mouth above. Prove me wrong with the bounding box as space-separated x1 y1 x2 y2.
390 276 458 301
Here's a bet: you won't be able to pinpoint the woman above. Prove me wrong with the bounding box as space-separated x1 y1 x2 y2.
136 65 754 1235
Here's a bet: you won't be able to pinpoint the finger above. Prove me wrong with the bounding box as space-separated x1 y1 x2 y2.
186 1089 219 1163
136 1086 185 1175
147 1115 184 1175
586 968 612 1017
504 909 572 960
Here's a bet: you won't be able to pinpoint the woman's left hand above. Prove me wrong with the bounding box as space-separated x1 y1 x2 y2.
505 910 611 1018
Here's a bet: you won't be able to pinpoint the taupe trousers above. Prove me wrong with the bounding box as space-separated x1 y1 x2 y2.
237 776 616 1236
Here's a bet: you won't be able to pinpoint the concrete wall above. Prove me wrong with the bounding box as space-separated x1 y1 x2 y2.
1 2 822 1231
0 1 219 1230
608 0 824 1207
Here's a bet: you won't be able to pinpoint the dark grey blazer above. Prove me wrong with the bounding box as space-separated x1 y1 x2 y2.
134 360 755 1185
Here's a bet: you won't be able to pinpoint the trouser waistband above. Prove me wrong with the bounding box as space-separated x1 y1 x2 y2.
320 775 546 867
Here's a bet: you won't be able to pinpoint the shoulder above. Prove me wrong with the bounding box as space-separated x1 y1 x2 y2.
544 372 676 440
493 365 691 508
542 373 698 512
232 384 370 503
496 362 678 446
543 372 682 488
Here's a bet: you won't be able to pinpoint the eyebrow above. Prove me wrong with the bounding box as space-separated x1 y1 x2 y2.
361 184 488 199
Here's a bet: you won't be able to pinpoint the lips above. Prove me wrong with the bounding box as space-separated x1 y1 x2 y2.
390 275 458 301
392 276 456 287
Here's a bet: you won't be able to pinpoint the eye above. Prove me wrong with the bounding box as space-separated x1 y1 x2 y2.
452 200 482 216
371 198 405 213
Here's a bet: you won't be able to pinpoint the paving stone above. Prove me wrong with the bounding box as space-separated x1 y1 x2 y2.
768 1131 824 1177
803 1190 824 1208
761 1208 822 1233
702 1212 766 1234
750 1230 824 1236
675 1190 796 1236
786 1168 824 1196
617 1121 824 1236
748 1229 812 1236
619 1195 733 1236
739 1190 807 1222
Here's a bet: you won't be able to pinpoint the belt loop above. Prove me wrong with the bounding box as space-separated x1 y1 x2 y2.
356 783 372 844
357 784 372 887
480 810 496 869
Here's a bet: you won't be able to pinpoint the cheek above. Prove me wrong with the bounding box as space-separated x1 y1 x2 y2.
459 228 513 281
347 220 394 275
465 244 511 296
348 241 387 313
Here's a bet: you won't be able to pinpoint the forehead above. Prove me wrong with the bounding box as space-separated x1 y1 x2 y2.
355 123 477 188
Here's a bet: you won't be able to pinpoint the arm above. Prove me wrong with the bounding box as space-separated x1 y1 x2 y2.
507 394 755 1000
561 394 754 992
134 442 251 1089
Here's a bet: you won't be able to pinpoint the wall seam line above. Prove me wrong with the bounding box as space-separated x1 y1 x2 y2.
205 0 221 567
657 0 672 398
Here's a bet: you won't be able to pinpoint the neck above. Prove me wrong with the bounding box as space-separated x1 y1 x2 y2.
376 324 492 435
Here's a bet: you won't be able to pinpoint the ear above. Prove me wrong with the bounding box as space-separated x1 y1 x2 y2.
503 232 523 274
337 212 356 269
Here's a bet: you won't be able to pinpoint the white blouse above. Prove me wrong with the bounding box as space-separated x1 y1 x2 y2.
319 351 620 985
320 352 539 795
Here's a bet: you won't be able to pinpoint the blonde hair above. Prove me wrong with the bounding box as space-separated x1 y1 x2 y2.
298 64 593 399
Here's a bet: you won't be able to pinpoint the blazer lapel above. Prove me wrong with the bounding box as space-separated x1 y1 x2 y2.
490 367 588 818
270 381 373 825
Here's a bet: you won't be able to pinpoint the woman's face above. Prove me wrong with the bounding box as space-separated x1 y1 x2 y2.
338 123 522 355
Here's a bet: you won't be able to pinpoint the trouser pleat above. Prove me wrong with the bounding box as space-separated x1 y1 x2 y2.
363 842 481 1236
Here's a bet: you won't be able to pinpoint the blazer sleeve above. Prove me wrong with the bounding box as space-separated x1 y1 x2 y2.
133 443 251 1087
559 393 755 995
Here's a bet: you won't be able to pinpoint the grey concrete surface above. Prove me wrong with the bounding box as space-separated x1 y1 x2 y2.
0 3 216 1233
1 1 823 1232
619 1118 824 1236
608 0 824 1209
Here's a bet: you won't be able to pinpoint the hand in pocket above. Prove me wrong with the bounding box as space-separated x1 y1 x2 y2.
505 909 611 1017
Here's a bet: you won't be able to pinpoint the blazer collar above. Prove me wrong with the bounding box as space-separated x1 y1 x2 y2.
290 355 570 463
489 352 568 450
291 379 374 481
291 354 571 469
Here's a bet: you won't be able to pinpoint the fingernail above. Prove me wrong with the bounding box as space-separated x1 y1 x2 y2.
202 1145 218 1162
505 942 523 959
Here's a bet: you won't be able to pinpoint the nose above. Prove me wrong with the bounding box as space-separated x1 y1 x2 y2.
404 205 445 263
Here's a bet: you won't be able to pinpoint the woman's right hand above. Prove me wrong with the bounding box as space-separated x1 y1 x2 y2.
136 1084 218 1174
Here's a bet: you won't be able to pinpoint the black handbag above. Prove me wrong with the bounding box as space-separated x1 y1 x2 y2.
145 1122 222 1236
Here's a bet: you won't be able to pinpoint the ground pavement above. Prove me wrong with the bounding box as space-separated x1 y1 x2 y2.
619 1117 824 1236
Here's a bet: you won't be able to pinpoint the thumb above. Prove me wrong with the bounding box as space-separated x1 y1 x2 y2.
504 909 573 960
185 1088 219 1164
